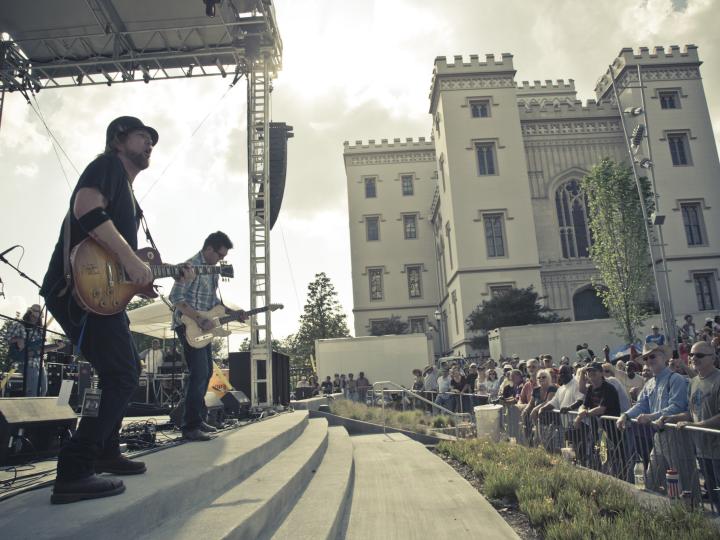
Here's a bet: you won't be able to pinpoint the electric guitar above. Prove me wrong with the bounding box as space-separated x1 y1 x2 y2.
71 238 234 316
182 303 284 349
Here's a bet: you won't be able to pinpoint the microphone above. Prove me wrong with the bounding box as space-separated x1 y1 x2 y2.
0 245 20 259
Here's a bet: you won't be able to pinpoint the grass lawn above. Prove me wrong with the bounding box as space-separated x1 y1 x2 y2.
329 399 456 435
438 439 718 540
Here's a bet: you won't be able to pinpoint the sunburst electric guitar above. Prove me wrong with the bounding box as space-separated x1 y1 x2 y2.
71 238 234 316
182 303 284 349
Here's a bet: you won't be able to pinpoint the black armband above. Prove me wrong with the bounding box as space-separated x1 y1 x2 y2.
77 207 111 233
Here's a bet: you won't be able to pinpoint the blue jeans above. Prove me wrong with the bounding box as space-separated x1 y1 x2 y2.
45 292 139 481
700 458 720 513
435 392 455 412
177 326 212 430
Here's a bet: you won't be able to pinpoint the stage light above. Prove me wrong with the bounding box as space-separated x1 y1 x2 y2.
186 64 194 77
634 157 653 169
140 65 151 83
76 73 84 85
630 124 645 151
624 106 643 116
204 0 220 17
102 70 113 86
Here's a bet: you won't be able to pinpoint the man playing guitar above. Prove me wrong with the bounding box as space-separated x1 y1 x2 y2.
169 231 246 441
40 117 192 504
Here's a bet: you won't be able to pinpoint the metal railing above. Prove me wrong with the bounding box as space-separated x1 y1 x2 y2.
494 404 720 515
368 381 474 439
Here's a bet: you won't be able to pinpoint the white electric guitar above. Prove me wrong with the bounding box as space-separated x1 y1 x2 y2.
182 303 284 349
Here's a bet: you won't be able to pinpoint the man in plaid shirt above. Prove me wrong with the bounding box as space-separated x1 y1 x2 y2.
6 305 47 396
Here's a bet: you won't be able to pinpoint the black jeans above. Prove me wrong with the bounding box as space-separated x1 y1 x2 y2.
176 326 213 430
45 293 139 481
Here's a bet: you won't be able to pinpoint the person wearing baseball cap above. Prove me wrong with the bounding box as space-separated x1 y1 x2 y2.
617 340 689 493
40 115 181 504
645 323 666 347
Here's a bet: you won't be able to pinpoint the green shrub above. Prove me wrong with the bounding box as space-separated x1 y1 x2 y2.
439 439 718 539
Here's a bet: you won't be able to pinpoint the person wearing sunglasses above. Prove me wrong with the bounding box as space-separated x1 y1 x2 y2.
617 342 691 495
655 341 720 512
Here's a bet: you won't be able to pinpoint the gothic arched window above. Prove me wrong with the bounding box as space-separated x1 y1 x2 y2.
555 180 592 258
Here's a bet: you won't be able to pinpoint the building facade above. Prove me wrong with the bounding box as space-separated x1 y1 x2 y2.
344 45 720 356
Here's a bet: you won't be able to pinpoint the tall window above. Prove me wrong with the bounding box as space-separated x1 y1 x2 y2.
451 291 459 334
407 265 422 298
659 90 680 109
368 268 384 301
470 99 490 118
401 174 414 196
681 203 705 246
366 217 379 241
475 143 497 175
439 156 446 192
483 214 506 257
668 134 691 165
445 222 453 270
694 273 717 311
490 285 513 298
364 177 377 198
409 317 426 334
555 180 592 258
403 214 417 239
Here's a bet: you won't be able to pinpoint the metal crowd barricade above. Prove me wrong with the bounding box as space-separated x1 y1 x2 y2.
367 382 473 439
492 403 720 516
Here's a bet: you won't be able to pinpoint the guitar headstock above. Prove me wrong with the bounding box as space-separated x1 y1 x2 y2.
268 303 284 311
220 263 234 280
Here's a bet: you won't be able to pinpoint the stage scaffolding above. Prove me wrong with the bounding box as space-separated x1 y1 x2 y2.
0 0 283 407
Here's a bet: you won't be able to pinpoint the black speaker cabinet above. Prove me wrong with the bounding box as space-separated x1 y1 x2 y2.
228 351 290 406
0 398 77 464
46 362 64 397
69 361 92 410
169 392 225 428
221 390 250 418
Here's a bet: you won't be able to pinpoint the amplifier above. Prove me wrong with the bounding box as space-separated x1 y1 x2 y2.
0 397 77 464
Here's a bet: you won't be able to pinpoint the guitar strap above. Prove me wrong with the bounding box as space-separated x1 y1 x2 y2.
57 210 72 297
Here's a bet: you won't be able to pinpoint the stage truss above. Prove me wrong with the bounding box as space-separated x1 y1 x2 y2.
0 0 282 406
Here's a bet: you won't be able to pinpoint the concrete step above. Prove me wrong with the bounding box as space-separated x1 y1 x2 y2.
270 426 354 540
0 411 309 540
343 433 520 540
141 418 329 540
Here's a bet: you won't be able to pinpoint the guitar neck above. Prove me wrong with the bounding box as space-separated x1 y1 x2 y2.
216 306 272 326
151 265 221 279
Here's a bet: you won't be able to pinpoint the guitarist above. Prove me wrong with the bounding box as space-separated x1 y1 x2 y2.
39 117 188 504
170 231 246 441
6 305 47 396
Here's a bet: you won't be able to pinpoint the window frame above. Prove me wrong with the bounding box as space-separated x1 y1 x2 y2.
555 179 592 259
658 90 681 110
482 212 507 258
365 216 380 241
406 264 423 299
475 142 498 176
408 317 427 334
364 176 377 198
692 272 718 311
667 132 692 166
400 174 414 196
680 202 707 247
368 267 385 301
403 214 418 240
469 98 491 118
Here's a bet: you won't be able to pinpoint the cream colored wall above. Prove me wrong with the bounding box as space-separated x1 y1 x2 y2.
344 140 440 337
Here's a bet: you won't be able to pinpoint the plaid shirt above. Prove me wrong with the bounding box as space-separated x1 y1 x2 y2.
7 321 44 361
169 251 221 328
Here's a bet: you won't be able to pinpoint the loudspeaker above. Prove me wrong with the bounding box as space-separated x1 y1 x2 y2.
168 392 225 428
69 361 92 410
228 351 290 406
46 363 64 396
267 122 293 229
221 390 250 418
0 397 77 465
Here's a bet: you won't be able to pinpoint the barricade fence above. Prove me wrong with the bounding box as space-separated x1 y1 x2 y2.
498 404 720 515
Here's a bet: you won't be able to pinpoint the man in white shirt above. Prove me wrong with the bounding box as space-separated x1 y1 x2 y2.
140 339 164 375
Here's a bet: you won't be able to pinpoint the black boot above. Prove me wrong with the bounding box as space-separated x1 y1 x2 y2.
51 475 125 504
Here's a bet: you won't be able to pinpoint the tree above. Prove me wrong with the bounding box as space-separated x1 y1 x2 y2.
127 297 157 354
0 318 15 372
582 158 654 343
294 272 350 359
369 314 408 336
466 286 566 349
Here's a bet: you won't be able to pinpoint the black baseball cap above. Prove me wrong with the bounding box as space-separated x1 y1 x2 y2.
106 116 159 146
586 361 604 372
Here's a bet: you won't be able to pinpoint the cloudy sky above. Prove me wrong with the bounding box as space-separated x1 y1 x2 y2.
0 0 718 341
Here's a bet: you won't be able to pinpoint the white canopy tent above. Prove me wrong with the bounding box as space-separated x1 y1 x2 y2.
127 299 249 341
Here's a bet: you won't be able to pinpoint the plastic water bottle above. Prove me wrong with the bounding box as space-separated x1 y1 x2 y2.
634 462 645 489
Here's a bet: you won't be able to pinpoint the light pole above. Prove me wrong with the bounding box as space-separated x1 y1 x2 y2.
434 309 444 357
607 64 677 347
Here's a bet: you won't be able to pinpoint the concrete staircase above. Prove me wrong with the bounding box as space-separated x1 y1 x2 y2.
0 410 518 539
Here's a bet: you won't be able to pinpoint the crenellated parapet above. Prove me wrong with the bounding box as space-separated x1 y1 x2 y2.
429 53 516 113
343 137 435 152
595 44 701 99
517 79 576 94
519 99 622 138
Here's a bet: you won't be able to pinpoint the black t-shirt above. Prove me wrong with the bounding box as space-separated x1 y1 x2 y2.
450 375 467 392
532 385 558 404
41 154 142 298
582 380 620 417
466 372 478 391
321 381 333 393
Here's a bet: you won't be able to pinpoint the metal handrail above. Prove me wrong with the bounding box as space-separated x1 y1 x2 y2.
369 381 473 439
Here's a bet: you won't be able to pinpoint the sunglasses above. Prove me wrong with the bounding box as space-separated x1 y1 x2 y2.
689 353 711 359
